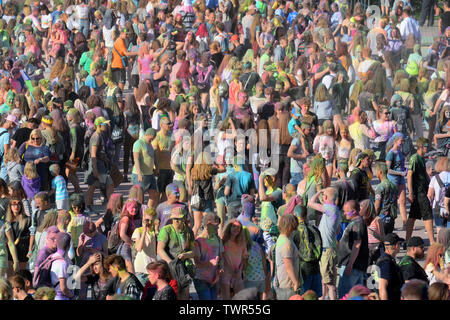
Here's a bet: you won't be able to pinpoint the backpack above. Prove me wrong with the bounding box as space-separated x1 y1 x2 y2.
297 222 323 263
435 174 449 218
107 218 123 255
195 65 214 90
32 254 64 288
80 128 95 171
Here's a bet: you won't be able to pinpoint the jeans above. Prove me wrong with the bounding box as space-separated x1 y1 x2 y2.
337 268 367 299
0 164 6 181
222 98 229 121
79 19 90 38
275 152 291 189
290 172 304 187
210 107 219 130
123 131 137 176
302 272 322 297
193 279 218 300
419 0 436 26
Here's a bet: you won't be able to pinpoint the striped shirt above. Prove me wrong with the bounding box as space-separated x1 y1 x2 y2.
52 175 69 201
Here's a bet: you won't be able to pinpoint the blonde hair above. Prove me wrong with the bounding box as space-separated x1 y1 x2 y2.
0 279 13 300
5 148 20 164
190 152 214 181
24 162 39 179
434 157 450 173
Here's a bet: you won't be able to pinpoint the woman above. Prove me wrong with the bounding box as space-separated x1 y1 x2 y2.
372 106 397 161
209 76 222 130
18 129 50 192
357 80 379 124
428 157 450 233
425 243 446 285
293 55 310 98
74 252 112 300
6 197 31 271
138 42 153 82
313 120 337 181
0 179 10 219
171 130 192 193
65 108 84 193
424 78 445 143
146 260 177 300
336 125 353 177
8 181 32 218
123 95 142 182
0 206 19 278
273 214 301 300
385 133 408 229
220 218 248 300
433 105 450 155
313 84 334 134
117 200 140 274
95 193 123 236
193 213 223 300
132 207 158 277
186 151 225 237
157 207 195 300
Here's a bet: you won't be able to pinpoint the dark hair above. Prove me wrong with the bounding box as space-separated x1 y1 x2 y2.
56 232 71 251
15 270 32 285
401 279 428 300
8 181 27 200
77 86 90 102
8 275 26 290
0 178 9 196
428 282 449 300
146 260 170 280
105 254 127 271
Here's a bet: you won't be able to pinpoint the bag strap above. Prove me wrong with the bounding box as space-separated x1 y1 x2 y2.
435 174 444 188
113 44 126 68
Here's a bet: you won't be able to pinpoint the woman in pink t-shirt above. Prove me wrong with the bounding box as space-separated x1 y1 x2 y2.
138 43 153 81
360 200 384 265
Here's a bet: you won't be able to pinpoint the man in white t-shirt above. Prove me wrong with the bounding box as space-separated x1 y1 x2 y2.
427 165 450 232
50 232 74 300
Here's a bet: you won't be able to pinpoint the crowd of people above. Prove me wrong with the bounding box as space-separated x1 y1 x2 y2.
0 0 448 301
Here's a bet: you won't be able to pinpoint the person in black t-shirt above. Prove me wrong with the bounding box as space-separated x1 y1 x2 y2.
9 275 34 300
10 118 39 150
104 255 144 300
439 0 450 34
398 237 429 283
377 233 405 300
146 260 177 300
350 152 372 202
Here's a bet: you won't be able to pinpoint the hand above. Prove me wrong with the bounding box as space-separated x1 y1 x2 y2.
69 154 75 162
210 256 219 267
178 253 189 260
26 251 32 259
80 234 86 244
408 193 414 203
34 158 40 165
87 253 100 265
13 260 19 272
344 265 352 276
138 173 143 182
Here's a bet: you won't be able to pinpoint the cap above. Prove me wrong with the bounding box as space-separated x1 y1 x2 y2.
160 117 173 125
170 206 187 219
292 106 301 117
230 34 239 42
406 236 425 248
41 115 53 125
383 233 405 245
144 128 157 136
5 114 19 126
262 167 277 177
94 116 110 127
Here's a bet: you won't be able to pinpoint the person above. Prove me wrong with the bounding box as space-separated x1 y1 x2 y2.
111 28 139 91
220 218 248 300
132 207 158 277
307 188 340 300
104 254 143 300
398 236 429 283
157 207 195 300
132 128 159 209
6 197 31 271
406 138 435 244
424 243 447 284
49 164 69 211
376 233 405 300
401 279 429 300
273 214 302 300
116 200 140 274
95 193 123 236
74 252 111 300
9 274 34 300
84 117 114 211
428 282 449 300
0 210 19 278
193 212 223 300
155 183 187 231
0 114 18 181
350 152 372 202
0 279 13 300
146 260 177 300
337 200 369 298
374 162 398 235
77 220 107 267
428 157 450 233
49 232 75 300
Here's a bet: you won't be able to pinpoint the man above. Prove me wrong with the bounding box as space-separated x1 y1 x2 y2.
0 114 18 180
376 233 405 300
308 188 341 300
239 61 261 96
337 200 369 298
399 6 421 43
366 20 388 55
419 0 436 27
111 28 139 90
50 232 75 300
331 164 356 211
9 275 34 300
401 279 429 300
230 33 250 60
242 5 256 41
105 254 144 300
156 183 188 230
152 118 175 203
11 117 39 149
274 37 288 63
297 97 318 135
374 162 399 234
350 152 372 202
439 0 450 34
357 48 376 80
224 156 256 219
406 138 435 244
213 22 230 53
398 236 429 283
132 128 159 208
33 225 60 274
249 82 267 117
287 124 309 187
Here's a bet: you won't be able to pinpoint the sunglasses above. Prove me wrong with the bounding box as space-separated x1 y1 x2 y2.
10 202 20 206
383 112 390 115
31 137 41 140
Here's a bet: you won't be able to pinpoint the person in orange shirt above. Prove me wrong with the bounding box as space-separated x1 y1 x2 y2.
111 28 139 90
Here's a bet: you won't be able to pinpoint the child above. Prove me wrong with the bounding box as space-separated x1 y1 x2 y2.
22 162 41 201
5 148 23 184
313 120 337 182
49 164 69 210
288 105 302 138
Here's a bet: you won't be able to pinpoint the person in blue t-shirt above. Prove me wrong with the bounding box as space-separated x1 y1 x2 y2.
288 105 302 138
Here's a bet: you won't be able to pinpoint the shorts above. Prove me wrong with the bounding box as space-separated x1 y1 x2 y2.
290 172 304 187
409 192 433 220
220 270 244 289
56 199 69 211
130 74 140 88
387 174 405 187
433 207 448 228
226 201 242 220
111 67 126 85
131 173 158 192
157 169 174 194
244 280 266 293
117 242 133 262
85 171 113 189
302 273 322 297
381 0 390 7
320 247 337 285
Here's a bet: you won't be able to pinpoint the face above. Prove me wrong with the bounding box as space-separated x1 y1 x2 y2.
395 138 404 148
172 217 184 227
236 139 245 152
383 110 390 119
445 110 450 119
47 232 58 250
343 203 355 220
109 264 118 277
129 204 138 216
326 127 333 136
231 221 242 236
30 134 42 145
148 270 159 285
72 205 83 214
10 200 21 214
413 246 425 259
340 129 348 138
92 261 103 274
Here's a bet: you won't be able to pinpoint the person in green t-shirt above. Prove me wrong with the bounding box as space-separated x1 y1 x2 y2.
406 138 435 245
